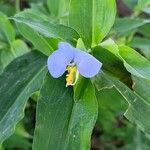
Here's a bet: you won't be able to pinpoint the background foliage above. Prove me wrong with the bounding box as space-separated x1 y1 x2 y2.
0 0 150 150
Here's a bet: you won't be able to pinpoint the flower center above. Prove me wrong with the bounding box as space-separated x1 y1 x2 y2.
66 64 78 87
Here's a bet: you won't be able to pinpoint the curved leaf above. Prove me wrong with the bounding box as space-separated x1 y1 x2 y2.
0 51 47 144
16 23 54 56
12 10 80 44
98 39 150 80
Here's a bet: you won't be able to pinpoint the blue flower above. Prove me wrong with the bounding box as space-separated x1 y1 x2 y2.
47 42 102 86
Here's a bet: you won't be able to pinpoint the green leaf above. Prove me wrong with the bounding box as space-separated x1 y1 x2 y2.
94 71 150 135
0 11 15 44
3 123 31 150
33 75 98 150
119 45 150 79
129 37 150 60
69 0 116 47
137 0 150 10
0 3 15 17
113 17 150 33
93 43 130 83
98 39 150 80
12 10 80 44
129 37 150 49
96 87 128 133
47 0 69 18
0 51 47 144
1 39 30 68
139 23 150 38
16 23 54 56
132 76 150 104
143 7 150 14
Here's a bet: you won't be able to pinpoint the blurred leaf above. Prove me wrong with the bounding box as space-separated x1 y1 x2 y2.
138 23 150 38
69 0 116 47
47 0 70 24
129 37 150 60
47 0 69 18
33 75 98 150
130 37 150 49
143 6 150 14
0 11 15 44
113 17 150 33
0 2 15 17
0 51 47 144
1 39 30 68
96 87 128 133
3 123 31 150
30 3 50 16
123 0 138 9
3 134 31 150
137 0 150 10
12 10 80 45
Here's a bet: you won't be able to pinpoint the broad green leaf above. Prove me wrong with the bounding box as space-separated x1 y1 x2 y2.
97 39 150 80
33 75 98 150
0 11 15 44
1 39 30 68
113 17 150 33
69 0 116 47
94 72 150 135
12 10 80 44
0 51 47 144
16 23 54 56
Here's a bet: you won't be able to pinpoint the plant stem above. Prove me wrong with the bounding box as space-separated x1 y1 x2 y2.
15 0 20 13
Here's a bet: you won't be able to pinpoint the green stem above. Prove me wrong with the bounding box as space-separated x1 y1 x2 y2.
15 0 20 13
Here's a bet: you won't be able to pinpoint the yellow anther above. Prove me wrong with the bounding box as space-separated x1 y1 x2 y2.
66 65 78 87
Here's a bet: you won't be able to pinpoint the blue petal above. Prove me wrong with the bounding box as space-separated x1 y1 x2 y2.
74 50 102 78
47 42 74 78
58 42 75 60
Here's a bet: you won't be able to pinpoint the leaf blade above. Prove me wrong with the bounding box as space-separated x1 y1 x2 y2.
33 75 98 150
0 51 47 144
69 0 116 47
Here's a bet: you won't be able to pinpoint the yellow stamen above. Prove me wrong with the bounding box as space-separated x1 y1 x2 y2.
66 65 78 87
